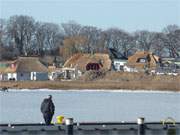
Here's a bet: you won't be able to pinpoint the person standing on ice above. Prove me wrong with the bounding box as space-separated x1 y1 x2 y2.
41 95 55 125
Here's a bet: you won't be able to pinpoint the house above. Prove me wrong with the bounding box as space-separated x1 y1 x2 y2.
63 53 111 79
174 58 180 73
0 60 17 81
16 57 48 81
156 57 180 74
61 67 81 80
48 66 63 80
108 48 128 71
0 57 50 81
174 58 180 67
113 59 128 71
126 51 160 72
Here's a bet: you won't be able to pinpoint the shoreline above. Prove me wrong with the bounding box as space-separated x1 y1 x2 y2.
1 80 180 92
5 88 180 93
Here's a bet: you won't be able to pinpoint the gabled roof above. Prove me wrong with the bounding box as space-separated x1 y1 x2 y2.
63 53 112 72
0 57 49 73
48 66 62 72
108 48 128 60
0 60 17 73
127 51 159 69
16 57 48 72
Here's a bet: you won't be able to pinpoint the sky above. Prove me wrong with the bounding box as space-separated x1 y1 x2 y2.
0 0 180 32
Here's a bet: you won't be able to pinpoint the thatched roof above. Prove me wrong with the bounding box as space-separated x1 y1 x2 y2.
0 60 17 73
0 57 48 73
48 66 62 72
63 53 112 72
127 51 159 69
16 57 48 72
0 68 16 74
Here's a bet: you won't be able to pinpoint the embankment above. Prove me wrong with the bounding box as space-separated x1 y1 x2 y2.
0 72 180 91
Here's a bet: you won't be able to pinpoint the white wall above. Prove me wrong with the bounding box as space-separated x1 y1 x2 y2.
0 74 2 81
7 73 17 80
31 72 37 80
113 61 126 71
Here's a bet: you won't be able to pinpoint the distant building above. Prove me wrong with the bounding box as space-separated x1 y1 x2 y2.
61 67 80 80
126 51 160 72
0 57 49 81
158 57 180 74
16 57 48 81
48 66 63 80
113 59 128 71
0 60 17 81
108 48 128 71
63 53 111 79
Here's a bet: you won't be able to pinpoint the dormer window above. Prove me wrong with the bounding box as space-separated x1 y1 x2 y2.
137 58 146 63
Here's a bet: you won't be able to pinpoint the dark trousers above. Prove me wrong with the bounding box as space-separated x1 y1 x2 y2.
43 113 53 125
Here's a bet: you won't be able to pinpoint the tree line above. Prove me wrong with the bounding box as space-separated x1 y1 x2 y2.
0 15 180 61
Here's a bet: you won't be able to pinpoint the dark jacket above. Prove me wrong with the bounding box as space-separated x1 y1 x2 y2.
41 98 55 115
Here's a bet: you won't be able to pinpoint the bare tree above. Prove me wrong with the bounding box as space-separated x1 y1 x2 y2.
104 28 135 58
44 23 61 50
79 26 102 53
35 22 63 55
151 32 167 57
163 24 179 34
95 31 109 53
165 30 180 57
61 36 88 60
61 21 82 37
0 19 5 46
1 15 180 60
134 30 155 52
35 22 46 55
7 15 35 55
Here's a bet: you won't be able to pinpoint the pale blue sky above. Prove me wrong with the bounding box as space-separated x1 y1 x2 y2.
0 0 180 32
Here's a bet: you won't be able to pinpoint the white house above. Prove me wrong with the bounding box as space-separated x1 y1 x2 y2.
48 66 63 80
16 57 49 81
113 59 128 71
0 61 17 81
61 67 82 80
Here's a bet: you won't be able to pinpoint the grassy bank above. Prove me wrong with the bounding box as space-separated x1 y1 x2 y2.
0 72 180 91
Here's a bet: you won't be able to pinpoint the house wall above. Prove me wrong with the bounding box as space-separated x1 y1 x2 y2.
16 72 48 81
64 70 76 79
48 72 55 80
113 61 126 71
0 74 2 81
31 72 36 80
0 74 8 81
127 53 158 70
62 68 81 80
7 73 17 80
35 72 48 81
17 72 31 81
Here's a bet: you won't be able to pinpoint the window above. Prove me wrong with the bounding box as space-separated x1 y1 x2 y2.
120 65 124 70
115 63 120 68
137 58 146 63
